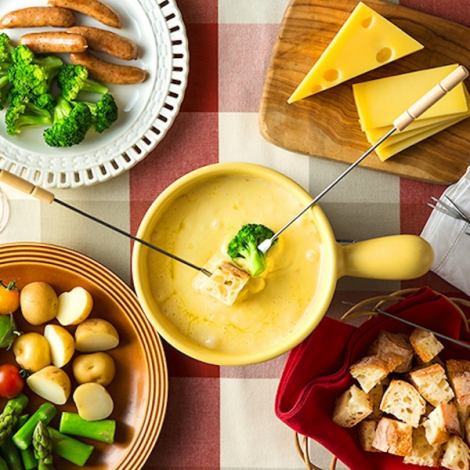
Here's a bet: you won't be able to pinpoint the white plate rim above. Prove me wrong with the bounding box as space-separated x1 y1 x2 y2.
0 0 189 189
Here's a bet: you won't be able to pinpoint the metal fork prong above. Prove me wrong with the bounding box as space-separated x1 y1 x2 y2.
444 195 470 223
428 202 458 218
432 197 462 219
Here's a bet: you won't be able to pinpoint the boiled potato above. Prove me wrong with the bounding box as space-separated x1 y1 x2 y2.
73 353 116 386
27 366 71 405
73 383 114 421
75 319 119 353
44 324 75 368
20 282 58 325
13 332 51 372
56 287 93 326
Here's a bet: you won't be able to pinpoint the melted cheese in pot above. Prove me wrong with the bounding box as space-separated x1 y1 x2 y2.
148 175 322 354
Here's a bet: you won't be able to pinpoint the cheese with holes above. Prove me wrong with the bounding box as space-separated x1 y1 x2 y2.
288 2 423 103
353 64 468 130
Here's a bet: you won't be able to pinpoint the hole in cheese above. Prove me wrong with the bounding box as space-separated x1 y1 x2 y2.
309 84 323 94
323 69 339 82
361 16 374 28
376 47 393 63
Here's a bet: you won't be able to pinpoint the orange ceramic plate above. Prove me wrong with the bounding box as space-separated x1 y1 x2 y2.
0 243 168 470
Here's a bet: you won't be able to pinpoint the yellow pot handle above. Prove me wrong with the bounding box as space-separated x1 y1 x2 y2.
337 235 433 280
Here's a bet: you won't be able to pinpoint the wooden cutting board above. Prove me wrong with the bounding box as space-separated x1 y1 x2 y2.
259 0 470 184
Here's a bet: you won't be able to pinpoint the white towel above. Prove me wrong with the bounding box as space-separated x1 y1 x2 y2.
421 168 470 295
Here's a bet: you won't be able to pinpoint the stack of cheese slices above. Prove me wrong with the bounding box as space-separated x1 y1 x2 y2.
353 65 470 161
288 2 470 162
333 329 470 469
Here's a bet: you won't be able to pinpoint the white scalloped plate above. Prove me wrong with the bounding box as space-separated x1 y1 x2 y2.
0 0 188 188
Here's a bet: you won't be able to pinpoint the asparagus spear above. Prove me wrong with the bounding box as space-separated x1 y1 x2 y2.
33 422 53 470
0 438 23 469
0 456 7 470
16 415 37 470
59 413 116 444
0 394 28 445
13 403 57 451
47 428 93 467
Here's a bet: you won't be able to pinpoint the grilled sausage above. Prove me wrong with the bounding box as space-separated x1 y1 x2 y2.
67 26 137 60
0 7 75 29
70 52 147 85
48 0 121 28
21 32 87 54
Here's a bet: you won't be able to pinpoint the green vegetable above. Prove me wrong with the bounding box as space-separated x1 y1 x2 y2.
17 416 37 470
81 93 118 133
0 456 7 470
13 403 57 451
227 224 276 277
33 422 53 470
43 98 92 147
6 95 52 136
47 428 93 467
57 64 108 102
0 439 23 469
0 394 28 445
59 413 115 444
0 34 13 110
0 315 18 349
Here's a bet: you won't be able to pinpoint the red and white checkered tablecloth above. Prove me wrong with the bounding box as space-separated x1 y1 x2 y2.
1 1 470 468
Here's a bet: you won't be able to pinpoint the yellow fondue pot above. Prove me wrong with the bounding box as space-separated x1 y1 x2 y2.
133 163 433 365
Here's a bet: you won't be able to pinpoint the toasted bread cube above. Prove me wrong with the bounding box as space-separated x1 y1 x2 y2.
441 435 470 470
410 363 455 407
447 360 470 410
410 329 444 363
404 426 442 467
350 355 393 393
359 420 379 452
380 380 426 428
368 383 385 420
424 402 461 445
465 418 470 447
373 417 413 456
333 384 372 428
195 262 250 306
369 331 414 373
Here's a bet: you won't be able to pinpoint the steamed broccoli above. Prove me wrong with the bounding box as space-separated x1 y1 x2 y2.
0 33 13 65
43 98 92 147
81 93 118 133
8 45 63 100
227 224 276 277
6 95 52 135
58 64 108 101
0 34 13 109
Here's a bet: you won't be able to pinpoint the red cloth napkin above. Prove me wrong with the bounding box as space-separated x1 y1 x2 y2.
275 288 470 470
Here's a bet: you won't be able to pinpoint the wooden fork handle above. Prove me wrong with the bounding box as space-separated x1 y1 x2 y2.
394 65 469 131
0 170 55 204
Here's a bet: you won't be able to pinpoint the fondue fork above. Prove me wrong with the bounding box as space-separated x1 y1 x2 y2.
0 171 213 277
258 66 469 254
374 307 470 351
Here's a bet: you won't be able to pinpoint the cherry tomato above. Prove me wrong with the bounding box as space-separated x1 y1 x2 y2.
0 282 19 315
0 364 24 398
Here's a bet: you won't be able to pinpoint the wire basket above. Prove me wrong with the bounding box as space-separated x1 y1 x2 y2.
294 288 470 470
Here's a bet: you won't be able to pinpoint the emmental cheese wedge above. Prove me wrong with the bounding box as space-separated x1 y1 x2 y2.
353 64 468 130
288 2 423 103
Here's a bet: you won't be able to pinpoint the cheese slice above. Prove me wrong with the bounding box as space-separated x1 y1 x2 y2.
365 115 460 146
353 64 468 129
288 2 423 103
366 112 468 135
375 108 470 161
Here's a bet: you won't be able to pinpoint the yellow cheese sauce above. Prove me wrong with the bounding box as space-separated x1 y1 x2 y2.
148 175 322 355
